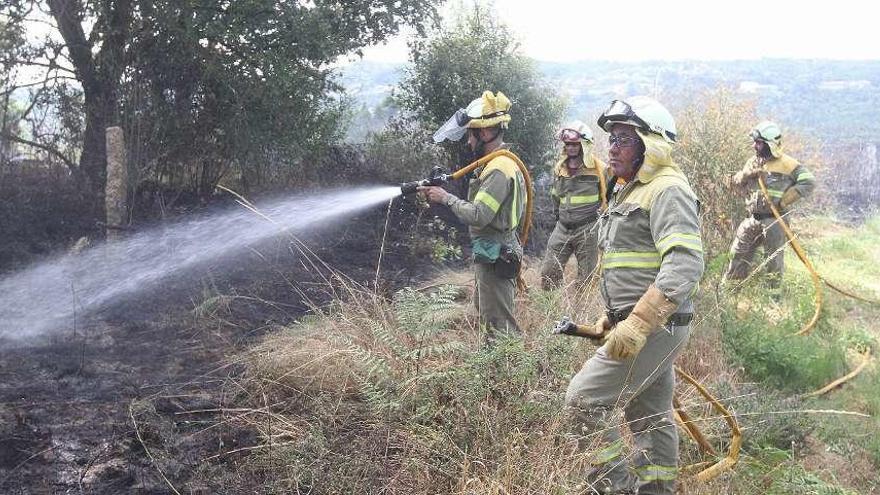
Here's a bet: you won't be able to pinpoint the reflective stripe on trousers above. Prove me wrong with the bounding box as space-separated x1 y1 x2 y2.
565 323 690 495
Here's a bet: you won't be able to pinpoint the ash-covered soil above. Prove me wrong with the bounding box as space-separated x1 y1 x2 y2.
0 199 438 494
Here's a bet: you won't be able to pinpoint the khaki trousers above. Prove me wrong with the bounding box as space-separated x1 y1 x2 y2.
724 216 786 287
565 323 690 494
541 221 599 290
474 262 519 340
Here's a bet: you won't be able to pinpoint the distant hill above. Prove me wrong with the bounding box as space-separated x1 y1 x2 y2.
341 59 880 145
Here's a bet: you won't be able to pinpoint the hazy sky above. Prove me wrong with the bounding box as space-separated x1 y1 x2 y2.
359 0 880 63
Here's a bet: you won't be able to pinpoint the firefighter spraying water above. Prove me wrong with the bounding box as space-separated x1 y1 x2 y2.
400 90 534 341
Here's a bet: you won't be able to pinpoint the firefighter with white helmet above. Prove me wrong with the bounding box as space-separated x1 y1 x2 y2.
563 96 704 494
723 121 815 288
421 91 527 340
540 121 608 290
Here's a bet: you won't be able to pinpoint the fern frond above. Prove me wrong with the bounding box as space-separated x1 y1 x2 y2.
393 285 461 338
352 372 401 416
405 341 466 361
368 319 408 360
337 334 393 379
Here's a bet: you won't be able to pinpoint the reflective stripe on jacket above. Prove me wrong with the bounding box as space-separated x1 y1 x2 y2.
598 131 704 312
446 153 527 255
550 154 608 226
734 153 815 214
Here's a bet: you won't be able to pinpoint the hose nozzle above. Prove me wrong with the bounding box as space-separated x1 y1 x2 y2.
552 316 606 341
552 316 579 336
400 166 450 195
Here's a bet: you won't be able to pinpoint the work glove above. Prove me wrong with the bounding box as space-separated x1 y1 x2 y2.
594 314 612 338
731 164 765 187
604 285 677 360
779 188 801 209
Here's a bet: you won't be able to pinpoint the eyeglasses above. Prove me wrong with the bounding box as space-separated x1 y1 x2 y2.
608 135 639 149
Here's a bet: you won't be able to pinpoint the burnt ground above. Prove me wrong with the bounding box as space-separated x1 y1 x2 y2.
0 197 448 494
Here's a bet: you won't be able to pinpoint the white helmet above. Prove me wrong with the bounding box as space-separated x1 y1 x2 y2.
597 96 677 143
750 121 783 158
557 120 593 144
750 121 782 142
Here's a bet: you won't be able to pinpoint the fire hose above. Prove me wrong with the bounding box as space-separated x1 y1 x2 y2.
756 176 823 336
401 149 534 289
756 176 874 394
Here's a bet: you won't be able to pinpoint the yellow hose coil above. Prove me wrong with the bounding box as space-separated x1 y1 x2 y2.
755 178 874 399
756 176 822 335
675 366 742 482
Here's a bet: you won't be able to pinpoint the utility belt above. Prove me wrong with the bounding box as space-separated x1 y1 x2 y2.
559 214 598 231
606 307 694 327
472 238 521 279
752 212 775 221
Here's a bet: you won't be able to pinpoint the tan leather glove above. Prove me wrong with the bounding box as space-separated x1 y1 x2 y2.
779 188 801 209
594 314 612 338
604 285 677 360
732 163 765 187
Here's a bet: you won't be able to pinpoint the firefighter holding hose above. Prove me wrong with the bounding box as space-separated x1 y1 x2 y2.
562 96 704 494
419 90 527 340
723 121 816 290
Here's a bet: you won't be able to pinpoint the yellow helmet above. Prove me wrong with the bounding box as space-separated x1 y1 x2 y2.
750 121 783 158
464 91 512 129
432 91 512 143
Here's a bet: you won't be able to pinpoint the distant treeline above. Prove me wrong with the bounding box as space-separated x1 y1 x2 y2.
344 59 880 146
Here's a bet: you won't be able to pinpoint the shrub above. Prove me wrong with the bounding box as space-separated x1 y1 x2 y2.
719 284 847 392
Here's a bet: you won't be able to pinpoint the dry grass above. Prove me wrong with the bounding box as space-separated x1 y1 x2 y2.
800 435 879 493
177 206 879 494
199 265 762 494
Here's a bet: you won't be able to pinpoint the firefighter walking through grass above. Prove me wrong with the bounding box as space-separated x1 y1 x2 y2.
540 121 608 290
420 91 527 339
564 97 704 494
723 121 815 288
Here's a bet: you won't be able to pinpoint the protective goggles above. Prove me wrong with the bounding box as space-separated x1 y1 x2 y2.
558 128 587 143
749 129 776 143
454 108 509 126
598 100 676 142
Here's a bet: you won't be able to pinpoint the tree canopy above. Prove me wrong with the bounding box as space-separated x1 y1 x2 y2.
394 3 565 171
1 0 441 213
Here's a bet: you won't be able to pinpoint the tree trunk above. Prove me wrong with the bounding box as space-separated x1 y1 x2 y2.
79 94 111 207
48 0 131 221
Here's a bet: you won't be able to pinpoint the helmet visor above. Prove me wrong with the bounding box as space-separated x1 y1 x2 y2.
598 99 676 142
455 108 472 127
433 109 470 143
597 100 640 130
558 128 584 143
